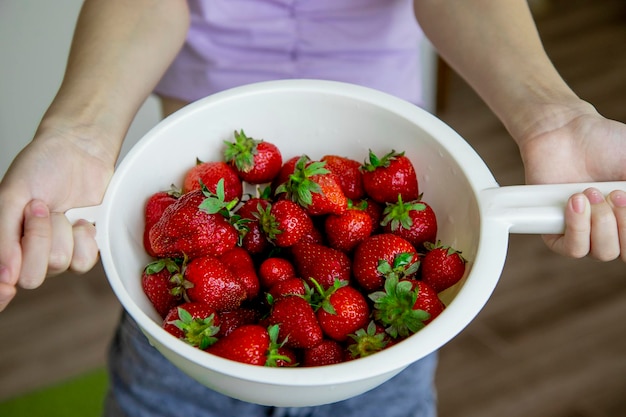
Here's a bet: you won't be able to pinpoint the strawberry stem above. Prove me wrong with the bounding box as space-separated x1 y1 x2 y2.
369 275 430 338
171 307 220 350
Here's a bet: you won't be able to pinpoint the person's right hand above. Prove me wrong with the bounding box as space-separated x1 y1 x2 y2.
0 125 115 311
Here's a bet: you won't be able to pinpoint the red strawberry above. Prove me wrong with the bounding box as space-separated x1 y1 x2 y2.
298 223 324 245
149 187 238 259
324 205 373 253
257 200 313 247
216 308 261 337
223 130 283 184
258 257 297 289
360 149 419 204
409 280 445 325
313 280 370 342
208 324 288 366
141 258 186 318
162 302 220 349
291 241 352 290
275 346 299 367
275 156 347 216
357 198 384 233
270 155 301 193
182 160 243 202
302 339 344 367
143 189 179 257
235 197 272 255
236 196 271 220
320 155 365 200
369 276 444 339
184 255 247 311
420 241 467 293
352 233 419 292
219 247 260 300
267 277 308 301
381 195 437 249
268 295 323 349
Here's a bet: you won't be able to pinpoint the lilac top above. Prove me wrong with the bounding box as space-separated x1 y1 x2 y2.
154 0 426 106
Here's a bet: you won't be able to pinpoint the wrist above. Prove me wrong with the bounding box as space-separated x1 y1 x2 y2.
35 108 122 169
499 85 595 147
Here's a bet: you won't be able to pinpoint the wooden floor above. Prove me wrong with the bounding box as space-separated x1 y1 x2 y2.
1 1 625 416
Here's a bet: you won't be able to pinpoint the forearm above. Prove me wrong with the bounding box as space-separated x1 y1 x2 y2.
38 0 189 165
413 0 590 145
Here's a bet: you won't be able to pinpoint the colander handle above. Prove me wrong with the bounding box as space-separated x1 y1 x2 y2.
64 205 102 224
480 181 626 234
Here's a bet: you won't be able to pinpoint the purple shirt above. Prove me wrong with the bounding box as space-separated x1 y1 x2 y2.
154 0 426 106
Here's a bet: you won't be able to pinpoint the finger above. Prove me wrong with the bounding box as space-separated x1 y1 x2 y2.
543 193 590 259
46 212 74 276
19 199 52 289
0 198 25 287
0 283 17 313
608 190 626 262
585 188 620 261
69 219 99 273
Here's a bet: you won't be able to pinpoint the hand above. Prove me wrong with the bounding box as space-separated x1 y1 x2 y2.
0 126 114 311
518 102 626 262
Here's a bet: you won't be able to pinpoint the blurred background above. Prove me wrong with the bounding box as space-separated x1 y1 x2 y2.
1 1 625 416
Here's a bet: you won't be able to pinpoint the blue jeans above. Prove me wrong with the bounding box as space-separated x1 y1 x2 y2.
104 311 438 417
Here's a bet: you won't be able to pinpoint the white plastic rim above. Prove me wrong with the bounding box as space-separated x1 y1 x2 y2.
67 79 625 406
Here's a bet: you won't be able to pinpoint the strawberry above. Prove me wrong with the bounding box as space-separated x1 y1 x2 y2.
141 257 187 318
360 149 419 204
352 233 419 292
369 276 443 339
234 195 272 254
275 155 347 216
267 277 308 301
302 339 344 367
268 295 323 349
345 321 390 360
420 241 467 293
275 346 299 367
320 155 365 200
257 199 313 247
208 324 289 366
216 308 261 337
270 155 301 193
148 186 238 259
162 302 220 349
236 195 271 219
298 223 324 245
258 257 296 289
240 221 271 255
324 204 373 253
219 247 260 300
223 130 283 184
182 160 243 202
357 198 384 233
313 280 370 342
381 195 437 249
291 241 352 289
143 189 180 257
409 280 445 325
184 255 247 311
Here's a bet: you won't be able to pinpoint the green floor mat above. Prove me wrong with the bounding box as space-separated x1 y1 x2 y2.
0 368 108 417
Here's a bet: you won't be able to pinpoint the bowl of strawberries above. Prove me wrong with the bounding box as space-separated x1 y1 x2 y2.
67 79 618 407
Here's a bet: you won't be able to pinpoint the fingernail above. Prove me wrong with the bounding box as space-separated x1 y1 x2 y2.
571 195 587 214
585 188 604 205
30 200 49 218
610 190 626 207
